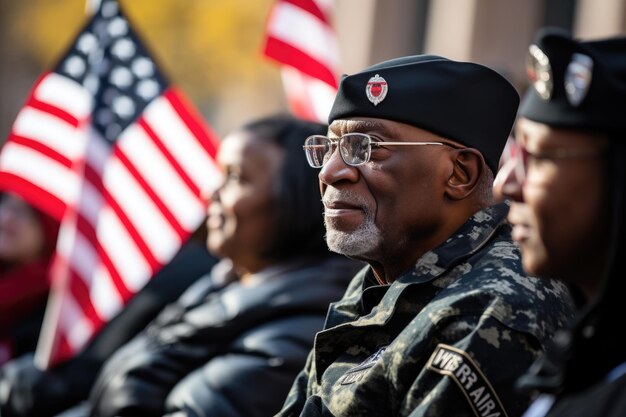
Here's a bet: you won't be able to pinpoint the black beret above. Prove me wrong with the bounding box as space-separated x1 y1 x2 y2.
328 55 520 173
520 27 626 133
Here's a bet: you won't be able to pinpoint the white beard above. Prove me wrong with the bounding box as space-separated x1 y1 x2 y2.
323 189 382 257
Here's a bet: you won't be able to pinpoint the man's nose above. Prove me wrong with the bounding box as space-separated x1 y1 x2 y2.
318 146 359 186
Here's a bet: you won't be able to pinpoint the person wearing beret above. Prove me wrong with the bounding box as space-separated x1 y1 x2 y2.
276 55 576 417
495 28 626 417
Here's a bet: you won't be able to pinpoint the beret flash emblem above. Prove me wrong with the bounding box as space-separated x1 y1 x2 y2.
527 44 553 101
366 74 388 106
565 53 593 107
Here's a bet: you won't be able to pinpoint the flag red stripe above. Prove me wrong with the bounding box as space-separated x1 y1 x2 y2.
26 98 82 129
74 212 134 303
55 334 74 365
19 73 51 109
165 90 219 160
138 119 201 197
102 187 161 273
82 162 161 273
7 135 74 169
264 36 338 88
280 0 327 23
0 172 66 221
114 146 188 240
68 268 105 329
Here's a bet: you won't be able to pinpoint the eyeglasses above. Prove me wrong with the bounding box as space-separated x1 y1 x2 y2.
500 140 608 185
303 133 455 168
520 142 607 172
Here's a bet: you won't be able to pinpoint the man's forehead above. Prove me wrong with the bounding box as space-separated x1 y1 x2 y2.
328 118 425 138
329 119 388 134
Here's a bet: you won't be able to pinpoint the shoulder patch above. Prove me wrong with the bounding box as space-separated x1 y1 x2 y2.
426 343 508 417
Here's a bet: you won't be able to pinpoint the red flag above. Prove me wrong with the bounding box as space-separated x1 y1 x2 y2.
0 0 221 368
263 0 340 123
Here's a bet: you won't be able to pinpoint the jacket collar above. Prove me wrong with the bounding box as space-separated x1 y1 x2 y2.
401 201 510 284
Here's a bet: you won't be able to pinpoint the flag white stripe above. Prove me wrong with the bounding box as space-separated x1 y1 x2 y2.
12 107 87 160
60 293 94 350
0 143 79 204
35 73 94 120
143 98 215 191
268 2 339 70
90 265 124 320
57 219 98 290
103 155 181 263
304 75 338 120
280 67 337 123
118 124 205 230
84 129 111 176
74 180 105 231
96 206 151 292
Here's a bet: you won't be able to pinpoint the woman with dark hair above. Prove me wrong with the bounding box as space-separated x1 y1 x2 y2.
77 114 362 417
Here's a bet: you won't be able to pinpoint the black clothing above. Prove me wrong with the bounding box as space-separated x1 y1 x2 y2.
0 240 217 417
87 255 361 417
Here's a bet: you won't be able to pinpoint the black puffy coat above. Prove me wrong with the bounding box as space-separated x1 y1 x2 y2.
88 255 362 417
0 239 218 417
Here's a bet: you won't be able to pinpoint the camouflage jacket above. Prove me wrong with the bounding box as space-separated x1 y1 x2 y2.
277 203 575 417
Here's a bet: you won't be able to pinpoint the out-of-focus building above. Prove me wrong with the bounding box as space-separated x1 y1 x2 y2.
334 0 626 93
1 0 625 141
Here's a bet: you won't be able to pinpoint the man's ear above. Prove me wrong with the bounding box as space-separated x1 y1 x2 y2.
445 149 484 200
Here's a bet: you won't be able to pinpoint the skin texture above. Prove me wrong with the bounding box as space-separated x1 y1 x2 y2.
319 117 486 283
206 130 285 277
494 117 610 300
0 193 45 266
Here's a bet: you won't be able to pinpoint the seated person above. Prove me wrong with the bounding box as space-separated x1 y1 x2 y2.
0 229 217 417
80 114 363 417
0 192 58 365
495 28 626 417
276 55 576 417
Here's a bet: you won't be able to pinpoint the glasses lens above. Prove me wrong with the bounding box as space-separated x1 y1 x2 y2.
340 133 371 166
304 136 331 168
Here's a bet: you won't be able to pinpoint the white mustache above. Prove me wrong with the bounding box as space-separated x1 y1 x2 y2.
322 189 368 208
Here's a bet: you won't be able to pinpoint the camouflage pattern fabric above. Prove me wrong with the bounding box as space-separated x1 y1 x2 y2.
277 203 575 417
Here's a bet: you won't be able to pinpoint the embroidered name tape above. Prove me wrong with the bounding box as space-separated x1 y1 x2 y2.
426 344 508 417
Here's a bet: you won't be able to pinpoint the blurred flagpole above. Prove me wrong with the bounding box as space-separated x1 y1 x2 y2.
86 0 102 14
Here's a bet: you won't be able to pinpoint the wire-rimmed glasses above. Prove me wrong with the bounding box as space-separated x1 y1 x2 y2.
303 133 453 168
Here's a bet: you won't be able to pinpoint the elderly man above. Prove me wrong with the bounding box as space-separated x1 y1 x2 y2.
496 29 626 417
276 55 575 417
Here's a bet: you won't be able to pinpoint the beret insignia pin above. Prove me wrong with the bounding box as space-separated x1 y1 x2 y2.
565 53 593 107
366 74 388 106
527 44 553 101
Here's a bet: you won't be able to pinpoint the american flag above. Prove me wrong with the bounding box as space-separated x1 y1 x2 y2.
0 0 221 368
263 0 340 123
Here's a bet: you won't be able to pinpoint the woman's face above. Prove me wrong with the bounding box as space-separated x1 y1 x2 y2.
0 193 45 265
206 130 284 273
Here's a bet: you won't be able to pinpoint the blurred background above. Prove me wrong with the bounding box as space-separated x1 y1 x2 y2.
1 0 625 141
